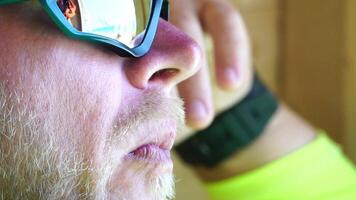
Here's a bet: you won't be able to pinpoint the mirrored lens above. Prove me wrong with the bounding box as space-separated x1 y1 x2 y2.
56 0 152 48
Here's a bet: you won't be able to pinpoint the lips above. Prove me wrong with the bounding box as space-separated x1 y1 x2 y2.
128 144 171 163
125 131 176 163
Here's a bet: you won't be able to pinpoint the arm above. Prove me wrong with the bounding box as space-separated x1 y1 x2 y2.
171 1 356 199
176 96 356 200
193 104 316 182
199 105 356 200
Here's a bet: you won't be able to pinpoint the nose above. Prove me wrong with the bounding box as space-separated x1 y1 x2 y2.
124 19 202 90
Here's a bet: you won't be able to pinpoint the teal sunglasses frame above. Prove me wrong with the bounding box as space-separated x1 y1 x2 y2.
0 0 169 57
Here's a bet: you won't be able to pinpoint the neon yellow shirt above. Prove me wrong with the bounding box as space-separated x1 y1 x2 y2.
206 133 356 200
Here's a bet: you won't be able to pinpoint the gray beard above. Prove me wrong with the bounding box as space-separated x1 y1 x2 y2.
0 85 183 200
0 90 95 199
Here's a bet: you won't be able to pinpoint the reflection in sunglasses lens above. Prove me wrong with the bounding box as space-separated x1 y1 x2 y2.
56 0 153 48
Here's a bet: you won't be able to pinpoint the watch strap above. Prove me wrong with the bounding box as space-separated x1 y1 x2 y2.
175 74 278 167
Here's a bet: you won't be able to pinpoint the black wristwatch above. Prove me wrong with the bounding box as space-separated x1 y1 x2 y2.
175 74 279 167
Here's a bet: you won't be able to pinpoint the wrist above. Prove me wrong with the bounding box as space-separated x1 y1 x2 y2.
175 74 316 182
175 74 278 167
193 104 316 182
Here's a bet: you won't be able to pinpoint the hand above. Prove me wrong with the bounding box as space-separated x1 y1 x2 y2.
171 1 317 182
171 0 253 131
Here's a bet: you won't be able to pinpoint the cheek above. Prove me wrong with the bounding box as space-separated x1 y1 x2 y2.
0 47 126 160
47 63 125 153
0 9 130 159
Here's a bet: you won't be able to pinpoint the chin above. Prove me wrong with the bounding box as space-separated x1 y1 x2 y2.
103 154 175 200
105 174 175 200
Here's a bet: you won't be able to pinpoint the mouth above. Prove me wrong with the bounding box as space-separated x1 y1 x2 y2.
125 131 176 164
127 144 171 163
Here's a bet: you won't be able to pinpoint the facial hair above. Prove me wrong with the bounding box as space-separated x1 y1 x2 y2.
0 85 184 200
93 88 184 200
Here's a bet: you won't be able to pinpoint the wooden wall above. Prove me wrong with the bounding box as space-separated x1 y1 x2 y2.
280 0 346 144
232 0 281 91
345 0 356 162
281 0 356 161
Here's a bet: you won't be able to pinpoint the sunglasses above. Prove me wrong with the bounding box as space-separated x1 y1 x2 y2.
0 0 169 57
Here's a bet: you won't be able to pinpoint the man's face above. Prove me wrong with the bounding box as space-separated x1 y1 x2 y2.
0 3 200 200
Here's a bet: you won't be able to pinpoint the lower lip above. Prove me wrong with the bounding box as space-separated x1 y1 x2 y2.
125 144 171 163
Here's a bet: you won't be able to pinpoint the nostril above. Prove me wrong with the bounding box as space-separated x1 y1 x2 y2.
149 68 180 83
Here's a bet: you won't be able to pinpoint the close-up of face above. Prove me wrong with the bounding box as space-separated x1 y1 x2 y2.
0 1 200 200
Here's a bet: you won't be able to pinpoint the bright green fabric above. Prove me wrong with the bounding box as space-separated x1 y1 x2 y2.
205 133 356 200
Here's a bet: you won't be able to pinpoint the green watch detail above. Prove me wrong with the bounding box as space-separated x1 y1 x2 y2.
175 74 279 167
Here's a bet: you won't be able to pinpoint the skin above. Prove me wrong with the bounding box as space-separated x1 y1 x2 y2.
193 105 317 182
0 1 318 199
172 0 252 130
0 3 201 200
171 0 317 182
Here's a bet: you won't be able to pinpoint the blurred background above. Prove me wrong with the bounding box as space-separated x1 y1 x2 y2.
174 0 356 199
